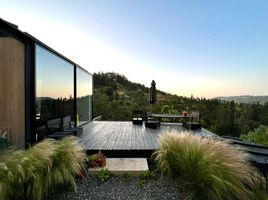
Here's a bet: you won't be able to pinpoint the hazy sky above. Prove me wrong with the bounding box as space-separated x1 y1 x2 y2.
1 0 268 98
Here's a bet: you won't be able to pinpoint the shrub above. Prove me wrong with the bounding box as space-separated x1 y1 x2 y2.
140 170 156 181
43 136 87 193
22 139 56 200
0 136 87 200
0 139 56 200
98 168 111 183
240 125 268 146
154 132 266 200
0 148 25 200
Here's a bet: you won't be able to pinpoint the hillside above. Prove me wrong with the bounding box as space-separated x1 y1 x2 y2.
215 95 268 104
93 72 268 137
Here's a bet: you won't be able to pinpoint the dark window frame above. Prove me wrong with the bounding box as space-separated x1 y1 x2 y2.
0 19 93 145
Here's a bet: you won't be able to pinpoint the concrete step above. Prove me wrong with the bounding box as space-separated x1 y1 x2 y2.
88 158 148 176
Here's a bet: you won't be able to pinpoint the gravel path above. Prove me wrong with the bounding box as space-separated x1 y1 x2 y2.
50 175 181 200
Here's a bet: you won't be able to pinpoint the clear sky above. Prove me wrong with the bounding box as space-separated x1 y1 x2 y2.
1 0 268 98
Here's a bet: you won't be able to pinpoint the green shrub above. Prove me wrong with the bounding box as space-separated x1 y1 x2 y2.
140 170 156 180
98 168 111 183
0 136 87 200
240 125 268 146
154 132 266 200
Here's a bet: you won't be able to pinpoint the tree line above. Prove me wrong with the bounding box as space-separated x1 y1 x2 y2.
93 72 268 137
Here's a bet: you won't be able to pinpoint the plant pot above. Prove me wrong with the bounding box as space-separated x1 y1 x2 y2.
182 111 188 117
89 160 98 168
97 158 106 167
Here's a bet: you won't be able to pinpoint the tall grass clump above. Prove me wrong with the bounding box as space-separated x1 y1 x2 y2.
0 139 56 200
43 136 87 193
0 136 87 200
154 132 266 200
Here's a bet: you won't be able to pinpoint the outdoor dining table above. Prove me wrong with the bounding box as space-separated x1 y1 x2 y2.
149 113 193 123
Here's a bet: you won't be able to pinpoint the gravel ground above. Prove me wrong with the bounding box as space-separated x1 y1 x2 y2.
49 175 181 200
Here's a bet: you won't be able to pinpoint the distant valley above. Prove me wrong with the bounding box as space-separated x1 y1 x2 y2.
214 95 268 104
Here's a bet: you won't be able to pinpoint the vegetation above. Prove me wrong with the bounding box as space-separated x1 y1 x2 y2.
216 95 268 105
43 136 87 193
241 125 268 146
0 136 87 200
87 151 106 168
98 168 111 183
138 170 157 187
93 72 268 138
154 132 266 200
139 170 156 180
0 128 8 150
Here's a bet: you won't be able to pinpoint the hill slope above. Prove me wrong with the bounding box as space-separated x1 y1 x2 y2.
93 72 268 137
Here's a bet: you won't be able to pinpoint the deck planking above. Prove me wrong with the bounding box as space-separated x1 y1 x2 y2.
80 121 215 151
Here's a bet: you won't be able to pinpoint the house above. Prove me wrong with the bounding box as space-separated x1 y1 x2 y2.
0 19 93 147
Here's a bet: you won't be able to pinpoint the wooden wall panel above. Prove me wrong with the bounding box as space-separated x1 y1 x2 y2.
0 37 25 147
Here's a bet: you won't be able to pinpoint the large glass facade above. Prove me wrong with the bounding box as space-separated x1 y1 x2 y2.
77 68 92 126
35 45 74 133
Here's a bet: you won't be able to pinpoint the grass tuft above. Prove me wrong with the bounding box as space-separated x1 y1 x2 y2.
44 136 87 193
0 136 87 200
154 132 266 200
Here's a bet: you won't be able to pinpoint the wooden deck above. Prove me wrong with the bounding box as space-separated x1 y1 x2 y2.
80 121 215 151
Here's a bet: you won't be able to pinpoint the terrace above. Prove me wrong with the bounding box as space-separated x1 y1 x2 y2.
80 121 215 156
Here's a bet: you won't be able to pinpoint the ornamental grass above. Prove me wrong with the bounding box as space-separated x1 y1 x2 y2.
0 136 87 200
43 136 87 193
154 132 266 200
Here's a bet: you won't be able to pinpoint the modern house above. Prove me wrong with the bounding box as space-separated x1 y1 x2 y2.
1 19 268 178
0 19 93 147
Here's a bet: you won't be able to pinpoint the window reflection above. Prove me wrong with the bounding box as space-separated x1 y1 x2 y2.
35 45 74 128
77 68 92 126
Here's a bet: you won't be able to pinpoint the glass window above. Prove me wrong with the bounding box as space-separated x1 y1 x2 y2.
35 45 74 138
76 68 92 126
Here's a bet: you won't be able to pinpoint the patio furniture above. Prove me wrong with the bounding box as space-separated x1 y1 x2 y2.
132 110 143 125
145 113 160 129
183 111 201 130
62 115 83 136
150 113 193 123
46 117 73 139
46 116 83 139
46 118 62 135
47 131 74 140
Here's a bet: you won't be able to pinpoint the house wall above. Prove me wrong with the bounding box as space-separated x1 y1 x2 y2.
0 37 25 147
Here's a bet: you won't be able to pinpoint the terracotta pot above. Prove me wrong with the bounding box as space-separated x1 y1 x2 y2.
89 160 98 168
182 111 188 116
97 158 106 167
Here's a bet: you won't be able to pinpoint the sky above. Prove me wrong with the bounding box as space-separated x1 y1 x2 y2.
1 0 268 98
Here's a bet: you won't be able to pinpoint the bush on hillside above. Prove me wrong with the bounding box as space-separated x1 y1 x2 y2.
154 132 266 200
240 125 268 146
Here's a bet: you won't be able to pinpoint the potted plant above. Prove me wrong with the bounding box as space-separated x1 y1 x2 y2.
182 111 188 117
96 151 106 167
87 151 106 168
